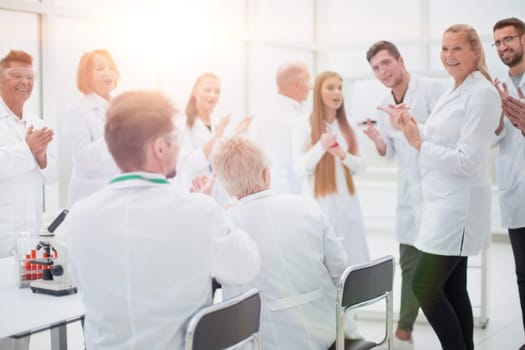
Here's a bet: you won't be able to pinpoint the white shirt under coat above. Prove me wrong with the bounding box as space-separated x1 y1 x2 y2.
223 190 347 350
415 71 501 256
0 98 57 257
292 118 370 265
62 172 261 350
376 74 445 245
493 73 525 229
62 93 119 205
252 94 307 194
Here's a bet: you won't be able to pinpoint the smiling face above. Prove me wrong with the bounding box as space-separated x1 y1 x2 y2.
0 61 34 115
92 53 117 100
193 76 221 116
369 49 405 89
441 31 479 87
494 25 524 68
320 76 343 115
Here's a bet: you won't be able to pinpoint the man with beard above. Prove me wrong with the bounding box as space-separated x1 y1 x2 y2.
492 17 525 350
364 41 444 349
61 90 260 350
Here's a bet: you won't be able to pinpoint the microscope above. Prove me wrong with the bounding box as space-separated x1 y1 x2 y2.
29 209 78 296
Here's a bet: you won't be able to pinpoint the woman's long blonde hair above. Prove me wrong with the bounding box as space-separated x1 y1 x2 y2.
444 24 492 82
310 71 358 198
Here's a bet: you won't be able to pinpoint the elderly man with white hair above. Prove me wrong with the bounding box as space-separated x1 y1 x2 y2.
203 136 355 349
252 62 311 194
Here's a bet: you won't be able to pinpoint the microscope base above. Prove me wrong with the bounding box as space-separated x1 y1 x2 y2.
30 280 78 296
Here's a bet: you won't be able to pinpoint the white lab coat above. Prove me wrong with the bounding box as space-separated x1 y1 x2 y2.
223 190 347 349
493 73 525 229
415 71 501 256
61 171 261 350
252 94 307 194
61 93 119 205
376 74 445 245
173 114 231 203
293 119 370 264
0 98 57 257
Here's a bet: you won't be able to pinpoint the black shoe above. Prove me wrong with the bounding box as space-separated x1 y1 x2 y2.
519 344 525 350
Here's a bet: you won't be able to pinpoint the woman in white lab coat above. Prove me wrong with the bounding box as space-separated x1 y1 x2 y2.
292 71 370 265
389 24 501 350
62 49 120 205
175 73 250 201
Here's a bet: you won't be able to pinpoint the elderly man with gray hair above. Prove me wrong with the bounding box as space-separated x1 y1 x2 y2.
205 136 355 349
252 62 311 194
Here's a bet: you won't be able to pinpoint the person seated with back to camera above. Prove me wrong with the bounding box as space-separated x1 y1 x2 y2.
192 136 368 349
59 90 261 350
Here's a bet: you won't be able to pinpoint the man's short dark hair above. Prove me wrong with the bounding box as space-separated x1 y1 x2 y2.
366 41 401 62
493 17 525 36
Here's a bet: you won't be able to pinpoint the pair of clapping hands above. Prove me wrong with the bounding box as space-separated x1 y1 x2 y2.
494 80 525 134
364 104 423 150
25 124 54 168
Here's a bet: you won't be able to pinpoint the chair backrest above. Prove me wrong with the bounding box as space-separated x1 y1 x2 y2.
185 288 262 350
335 255 395 350
339 255 395 309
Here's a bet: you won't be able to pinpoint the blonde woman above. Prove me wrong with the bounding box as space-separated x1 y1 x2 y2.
175 73 250 201
293 71 369 266
386 24 501 350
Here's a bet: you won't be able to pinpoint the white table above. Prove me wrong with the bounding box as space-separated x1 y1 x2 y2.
0 256 84 350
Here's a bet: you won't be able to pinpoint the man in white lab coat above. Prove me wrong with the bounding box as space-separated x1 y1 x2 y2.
62 91 261 350
208 136 349 349
252 62 311 194
0 50 57 350
363 41 444 347
492 18 525 349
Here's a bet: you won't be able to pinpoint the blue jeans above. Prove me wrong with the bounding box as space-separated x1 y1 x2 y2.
412 252 473 350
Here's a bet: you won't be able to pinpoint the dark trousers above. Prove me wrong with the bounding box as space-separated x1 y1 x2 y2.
398 244 420 331
412 252 473 350
509 227 525 332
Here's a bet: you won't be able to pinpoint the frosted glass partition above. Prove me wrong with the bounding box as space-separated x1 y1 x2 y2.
248 0 314 43
317 0 421 46
429 0 523 38
248 44 314 116
0 10 41 117
159 39 246 125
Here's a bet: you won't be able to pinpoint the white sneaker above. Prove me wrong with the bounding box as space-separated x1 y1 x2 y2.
394 337 414 350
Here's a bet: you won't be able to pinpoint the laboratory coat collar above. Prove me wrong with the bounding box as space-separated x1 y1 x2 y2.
84 93 109 115
108 171 169 189
239 189 273 204
0 95 27 122
432 71 485 114
276 93 304 113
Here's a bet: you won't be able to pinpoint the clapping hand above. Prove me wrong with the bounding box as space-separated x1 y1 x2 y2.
190 174 216 195
25 125 53 168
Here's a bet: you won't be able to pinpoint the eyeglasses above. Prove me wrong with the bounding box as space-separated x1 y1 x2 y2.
1 68 35 81
492 35 520 48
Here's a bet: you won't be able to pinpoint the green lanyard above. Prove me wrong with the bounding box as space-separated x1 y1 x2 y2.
109 174 169 185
